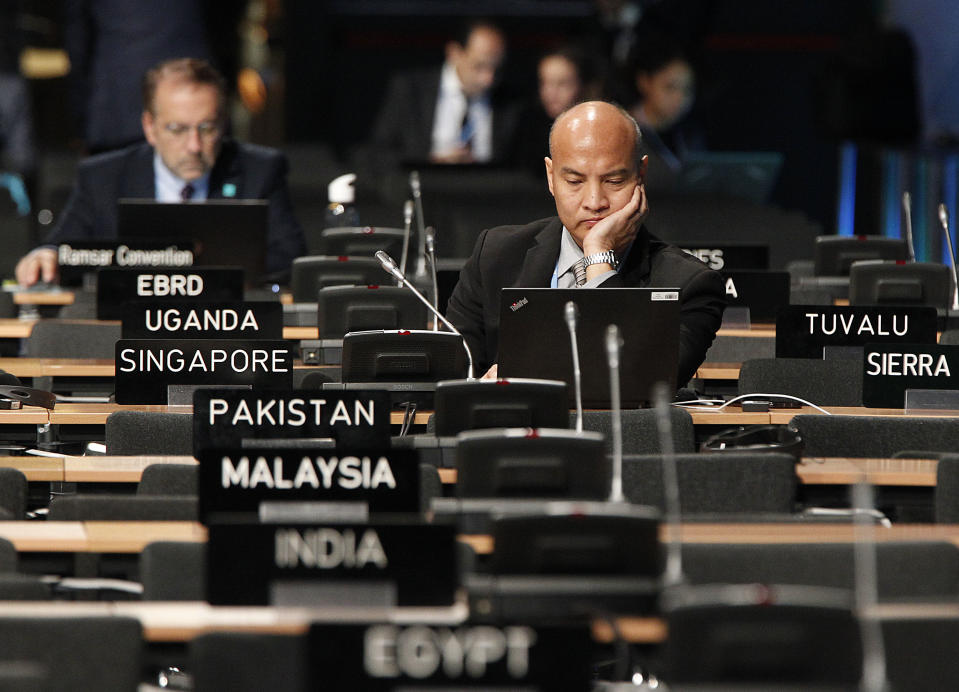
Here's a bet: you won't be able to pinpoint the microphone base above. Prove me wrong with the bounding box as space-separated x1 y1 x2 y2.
322 381 437 410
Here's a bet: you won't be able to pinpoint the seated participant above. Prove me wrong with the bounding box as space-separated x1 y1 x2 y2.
446 101 724 385
366 19 523 166
15 57 305 286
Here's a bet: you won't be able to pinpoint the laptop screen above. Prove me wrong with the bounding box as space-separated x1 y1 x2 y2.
117 199 268 283
497 288 680 408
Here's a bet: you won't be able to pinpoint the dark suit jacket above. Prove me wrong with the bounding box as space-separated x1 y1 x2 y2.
64 0 211 150
446 216 726 385
369 66 524 165
43 140 306 274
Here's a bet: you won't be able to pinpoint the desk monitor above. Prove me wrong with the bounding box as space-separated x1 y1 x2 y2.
849 260 952 309
723 270 790 323
455 428 608 500
317 285 427 338
433 378 569 435
313 226 405 258
290 256 383 302
677 151 784 203
341 330 468 383
497 288 680 408
814 235 909 276
117 199 268 282
490 510 661 576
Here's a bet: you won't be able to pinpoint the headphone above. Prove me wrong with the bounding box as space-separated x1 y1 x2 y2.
701 424 804 460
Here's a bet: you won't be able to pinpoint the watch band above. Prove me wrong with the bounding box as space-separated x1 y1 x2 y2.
582 250 619 270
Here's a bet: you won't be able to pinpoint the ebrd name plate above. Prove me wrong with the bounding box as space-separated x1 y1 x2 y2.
193 390 391 453
198 448 419 522
96 267 244 320
863 342 959 408
206 522 457 606
121 300 282 339
776 305 938 358
114 339 293 404
306 623 593 690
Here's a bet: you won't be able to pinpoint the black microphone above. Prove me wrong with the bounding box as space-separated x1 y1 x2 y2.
375 250 475 379
425 227 439 332
902 191 916 262
400 199 414 278
564 301 583 432
605 324 624 503
409 171 427 279
938 203 959 310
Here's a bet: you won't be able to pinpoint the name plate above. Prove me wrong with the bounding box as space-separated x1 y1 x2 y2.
58 240 195 283
115 339 293 404
198 448 420 522
679 243 769 270
206 522 457 606
193 390 391 453
863 343 959 407
723 270 790 323
776 305 938 358
306 624 592 690
96 267 243 320
121 301 282 339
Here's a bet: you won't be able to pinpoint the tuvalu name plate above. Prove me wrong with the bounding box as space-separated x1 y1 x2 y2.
96 267 244 320
862 342 959 408
306 623 593 690
121 300 282 339
206 522 457 606
193 390 391 453
776 305 938 358
197 448 420 522
114 339 293 404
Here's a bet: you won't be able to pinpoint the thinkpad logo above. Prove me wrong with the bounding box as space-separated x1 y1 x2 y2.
509 297 528 312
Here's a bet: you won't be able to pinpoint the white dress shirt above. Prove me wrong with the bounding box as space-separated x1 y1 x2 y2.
552 226 618 288
153 152 210 202
430 62 494 162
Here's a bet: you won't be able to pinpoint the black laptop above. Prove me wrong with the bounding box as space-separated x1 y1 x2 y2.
497 288 680 408
117 199 268 282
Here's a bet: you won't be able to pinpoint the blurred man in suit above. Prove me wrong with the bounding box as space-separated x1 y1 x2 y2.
446 101 725 385
15 58 305 285
368 19 523 165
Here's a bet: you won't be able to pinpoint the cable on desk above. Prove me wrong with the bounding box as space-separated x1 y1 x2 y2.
672 393 832 415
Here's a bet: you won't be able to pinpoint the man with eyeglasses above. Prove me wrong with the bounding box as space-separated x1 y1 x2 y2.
15 57 306 286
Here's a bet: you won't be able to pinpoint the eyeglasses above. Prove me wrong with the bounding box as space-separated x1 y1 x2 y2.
162 121 221 139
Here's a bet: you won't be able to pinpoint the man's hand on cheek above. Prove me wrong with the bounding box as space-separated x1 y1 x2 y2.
582 184 648 256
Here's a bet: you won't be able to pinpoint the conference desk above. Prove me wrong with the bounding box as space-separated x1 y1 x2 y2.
0 454 941 487
0 320 323 342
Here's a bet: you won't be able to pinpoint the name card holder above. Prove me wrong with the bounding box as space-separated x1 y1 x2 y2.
193 390 392 454
121 300 283 339
305 623 593 690
97 267 244 320
862 342 959 408
198 448 421 523
206 522 457 606
777 305 938 359
114 339 293 404
904 389 959 413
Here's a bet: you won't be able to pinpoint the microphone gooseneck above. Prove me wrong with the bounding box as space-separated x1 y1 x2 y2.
938 203 959 310
564 301 583 433
605 324 624 503
409 171 427 279
902 191 915 262
425 227 439 332
852 480 888 692
400 199 414 279
653 381 684 587
374 251 474 379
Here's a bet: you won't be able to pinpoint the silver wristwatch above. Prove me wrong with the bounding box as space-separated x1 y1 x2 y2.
582 250 619 270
